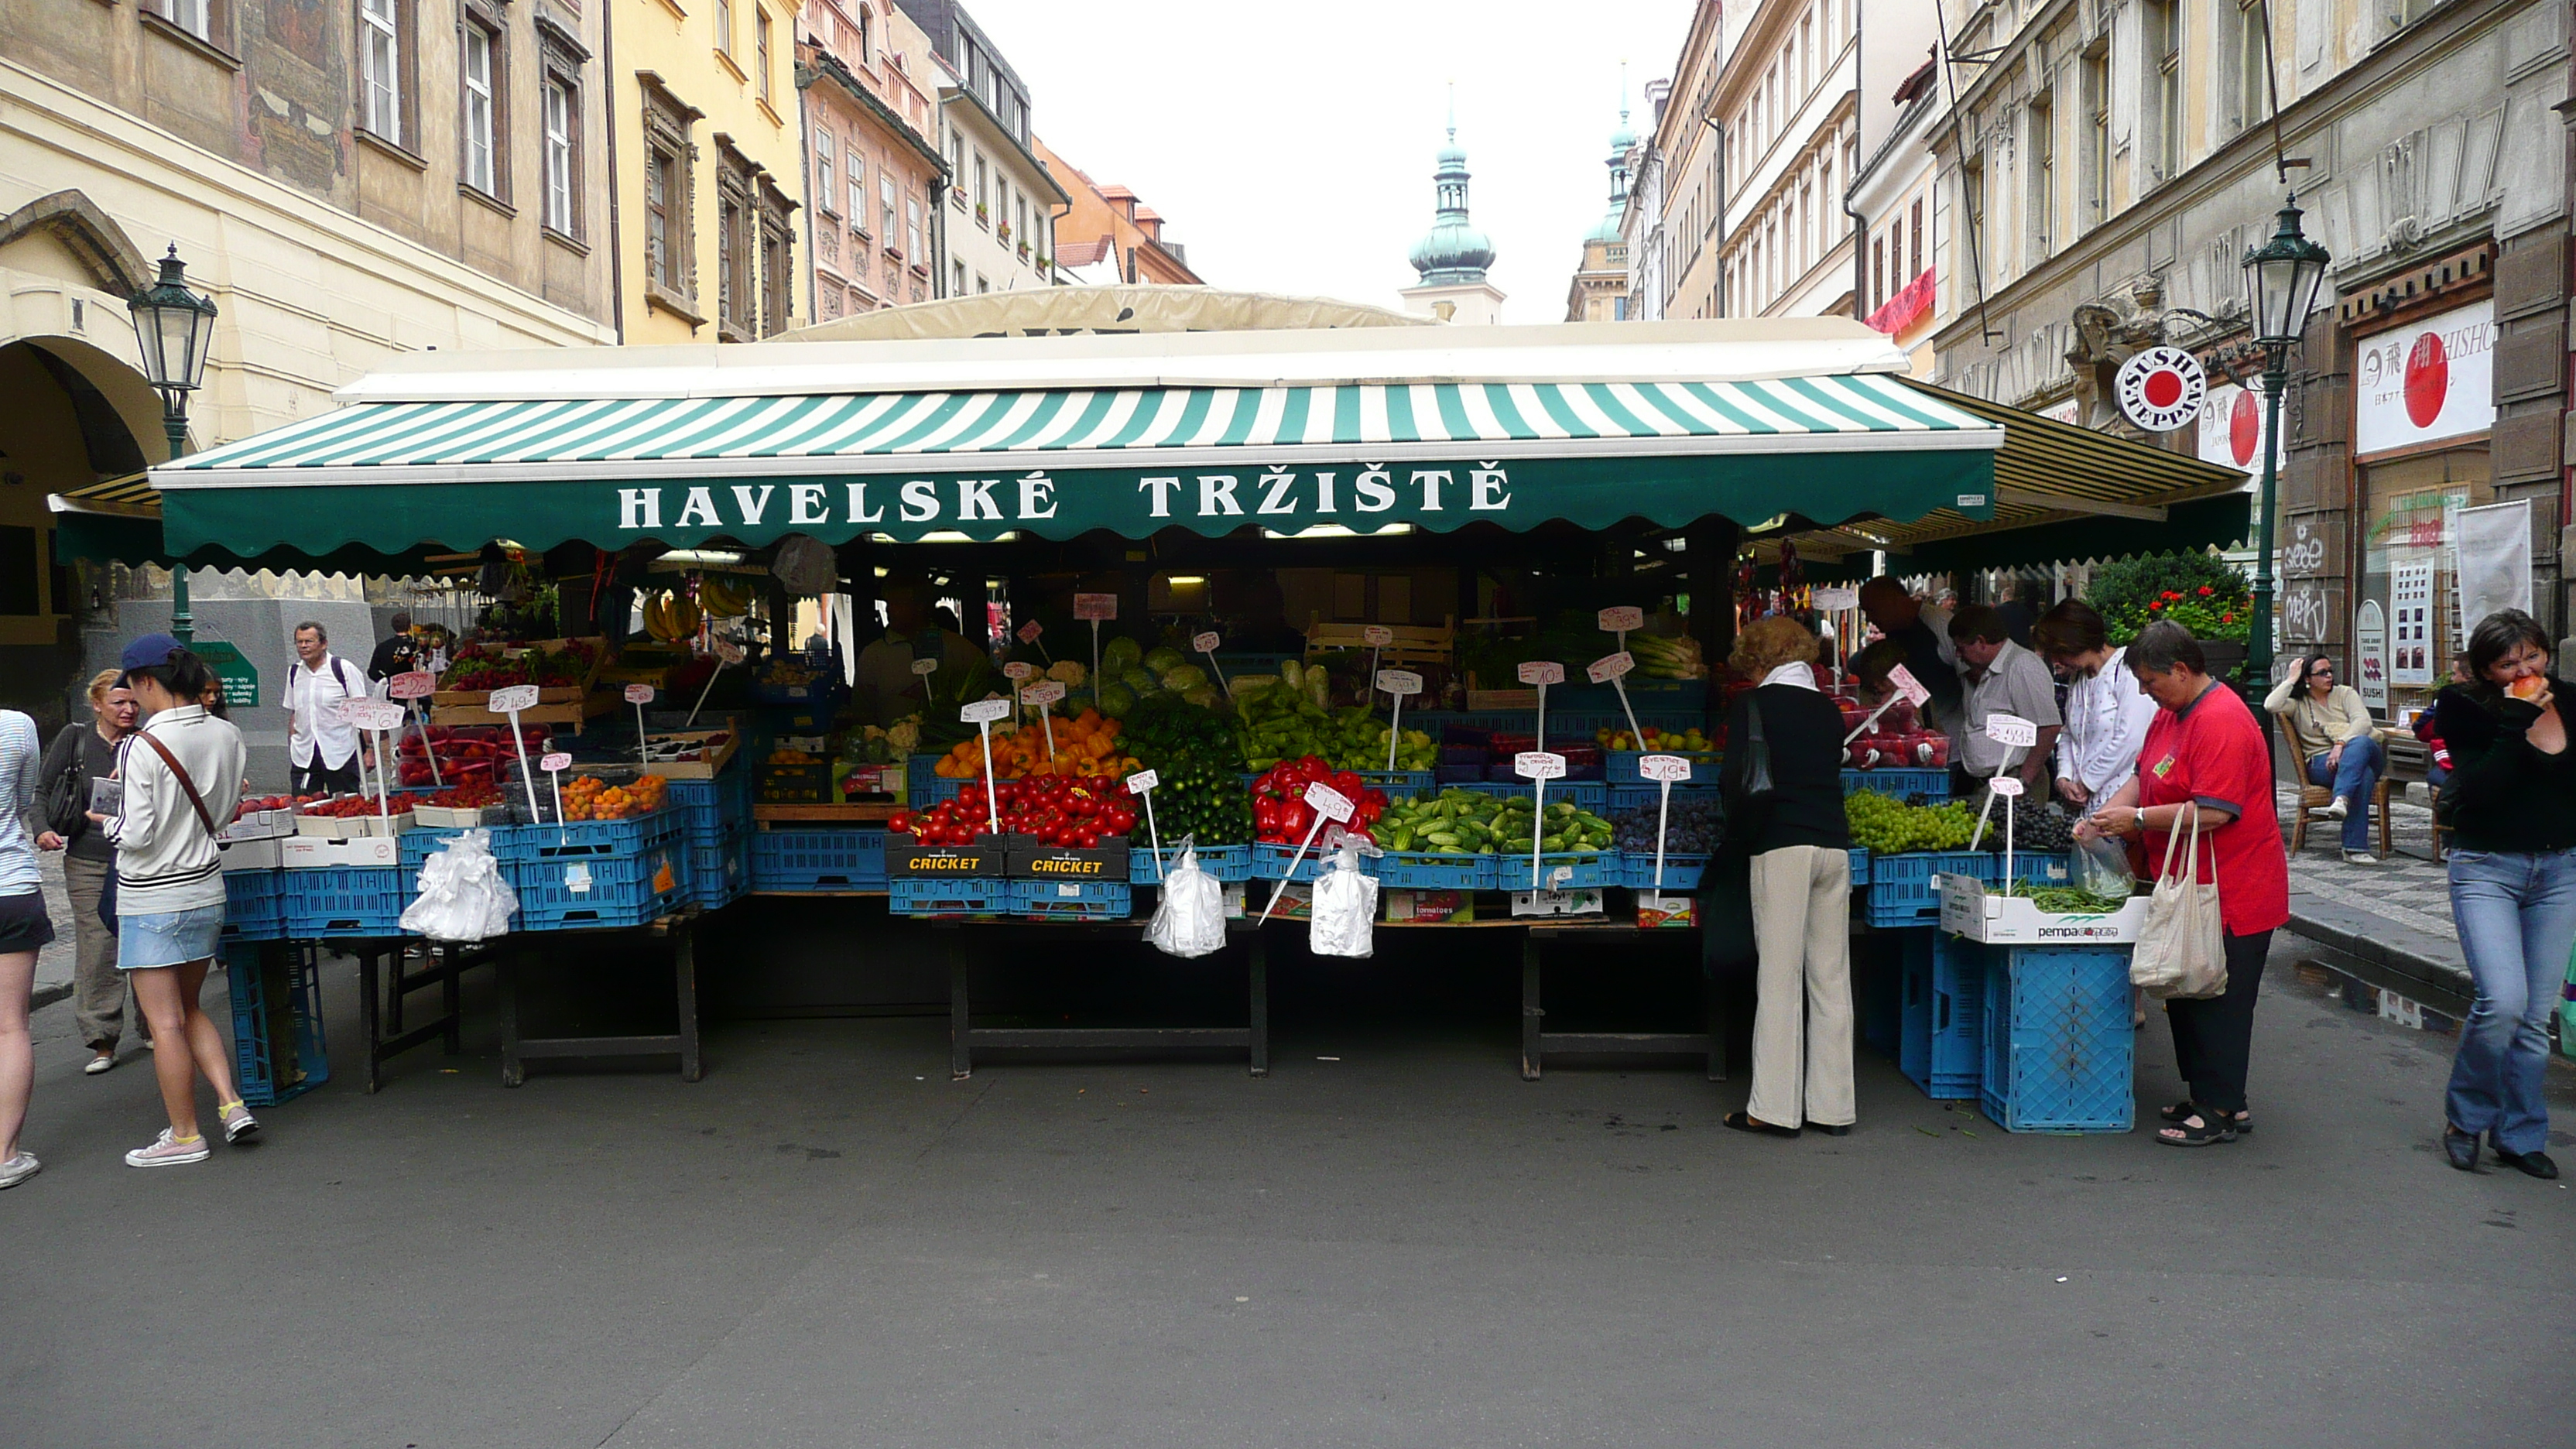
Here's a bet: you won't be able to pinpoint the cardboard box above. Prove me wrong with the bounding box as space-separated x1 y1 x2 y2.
413 804 496 828
282 834 402 869
222 810 293 841
1005 834 1130 882
836 762 905 800
1509 888 1606 918
221 838 284 872
886 840 1005 879
640 728 741 781
1383 889 1475 924
1249 882 1313 921
1937 873 2146 944
295 810 414 840
1636 892 1697 929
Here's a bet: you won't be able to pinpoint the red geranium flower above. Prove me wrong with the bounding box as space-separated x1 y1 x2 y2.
2221 612 2235 624
2197 585 2214 596
2149 600 2164 611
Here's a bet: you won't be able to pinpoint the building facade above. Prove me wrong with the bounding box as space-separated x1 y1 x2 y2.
612 0 807 344
1566 94 1636 321
1036 140 1200 286
892 0 1060 298
1 0 619 714
1646 1 1729 319
1927 0 2569 697
1711 0 1862 320
1622 77 1673 322
795 0 947 323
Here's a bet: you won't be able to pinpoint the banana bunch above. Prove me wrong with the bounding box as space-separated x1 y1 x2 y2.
641 590 704 642
697 574 754 619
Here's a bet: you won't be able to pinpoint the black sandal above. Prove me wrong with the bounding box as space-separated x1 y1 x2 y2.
2160 1101 2251 1136
2155 1109 2238 1146
1723 1111 1800 1139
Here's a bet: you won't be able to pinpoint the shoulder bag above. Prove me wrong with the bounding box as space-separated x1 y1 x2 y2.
1737 691 1777 801
2131 806 2227 1000
41 726 87 837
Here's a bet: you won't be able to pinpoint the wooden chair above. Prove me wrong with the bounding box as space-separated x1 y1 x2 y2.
2279 713 2393 857
2380 730 2451 862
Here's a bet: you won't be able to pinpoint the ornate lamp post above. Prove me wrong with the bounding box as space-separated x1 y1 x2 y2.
126 245 219 644
2239 196 2332 688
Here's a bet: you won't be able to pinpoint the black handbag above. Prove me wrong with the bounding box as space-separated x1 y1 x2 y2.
1738 693 1778 801
41 728 86 838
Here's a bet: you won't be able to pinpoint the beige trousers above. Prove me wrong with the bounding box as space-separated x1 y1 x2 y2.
1745 844 1855 1129
63 853 127 1050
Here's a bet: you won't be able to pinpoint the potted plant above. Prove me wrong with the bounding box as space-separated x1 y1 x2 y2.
975 201 989 226
2085 550 2253 675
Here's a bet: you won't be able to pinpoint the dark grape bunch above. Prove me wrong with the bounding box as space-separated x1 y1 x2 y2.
1612 794 1725 855
1966 785 2076 853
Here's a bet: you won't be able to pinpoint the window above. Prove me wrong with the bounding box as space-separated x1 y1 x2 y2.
2232 0 2268 137
1909 195 1923 279
975 272 988 293
543 78 576 233
906 194 923 264
642 82 697 307
2146 0 2180 180
1872 235 1885 310
718 187 749 337
714 0 732 58
759 183 793 336
1013 194 1026 251
846 151 865 228
952 259 965 296
879 173 896 252
462 23 498 196
815 131 834 214
1961 155 1986 280
156 0 211 40
755 9 772 104
2026 91 2054 258
947 132 965 200
974 152 988 219
2081 44 2109 227
361 0 402 144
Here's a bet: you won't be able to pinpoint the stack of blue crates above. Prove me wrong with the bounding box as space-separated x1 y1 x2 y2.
221 869 289 943
501 810 689 930
1980 944 2137 1132
749 827 888 890
1008 879 1132 920
224 941 328 1106
666 769 753 909
1899 931 1985 1100
283 866 406 938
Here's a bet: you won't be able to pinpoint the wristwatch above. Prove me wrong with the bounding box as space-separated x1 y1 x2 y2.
2134 807 2147 832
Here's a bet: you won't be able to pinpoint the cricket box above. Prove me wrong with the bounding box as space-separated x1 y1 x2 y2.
886 840 1005 879
1005 834 1130 882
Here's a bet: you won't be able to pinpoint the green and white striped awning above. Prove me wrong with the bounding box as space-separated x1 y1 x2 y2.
152 374 2004 556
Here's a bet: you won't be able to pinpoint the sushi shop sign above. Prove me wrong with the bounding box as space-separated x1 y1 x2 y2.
2354 300 2495 457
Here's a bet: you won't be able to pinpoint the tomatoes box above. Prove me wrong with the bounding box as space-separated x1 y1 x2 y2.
886 840 1006 879
1004 834 1130 882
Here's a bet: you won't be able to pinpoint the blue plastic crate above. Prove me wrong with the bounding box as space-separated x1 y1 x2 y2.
509 840 688 930
666 769 753 844
2001 851 2072 887
890 878 1010 916
907 757 968 807
489 807 686 865
1607 783 1725 814
1008 879 1133 920
1496 851 1616 892
398 826 478 872
225 942 328 1107
688 826 749 907
1129 843 1252 884
1858 929 1916 1058
749 827 887 890
221 870 289 943
1842 768 1952 800
1355 769 1435 796
1980 944 2137 1133
283 866 406 939
1375 851 1494 889
1434 762 1486 783
1620 851 1708 892
1447 779 1612 814
1862 851 1998 928
1252 841 1380 883
1900 931 1986 1100
1848 847 1871 886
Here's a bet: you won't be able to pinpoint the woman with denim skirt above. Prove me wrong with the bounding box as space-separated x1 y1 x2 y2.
2430 610 2576 1180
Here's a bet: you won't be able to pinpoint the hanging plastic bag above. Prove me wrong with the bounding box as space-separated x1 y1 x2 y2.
1309 838 1379 959
770 534 839 596
398 829 520 943
1144 838 1227 959
2071 833 2138 903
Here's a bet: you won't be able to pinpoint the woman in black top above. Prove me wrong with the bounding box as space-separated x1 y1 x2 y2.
33 671 139 1070
2431 610 2576 1179
1720 616 1855 1139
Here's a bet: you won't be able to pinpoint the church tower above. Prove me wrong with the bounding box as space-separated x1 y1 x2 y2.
1399 91 1506 324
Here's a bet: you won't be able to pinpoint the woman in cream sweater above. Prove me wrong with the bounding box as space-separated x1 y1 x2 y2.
2265 654 2383 864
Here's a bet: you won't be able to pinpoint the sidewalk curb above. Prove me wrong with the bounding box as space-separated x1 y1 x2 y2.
32 982 72 1012
2284 902 2470 1003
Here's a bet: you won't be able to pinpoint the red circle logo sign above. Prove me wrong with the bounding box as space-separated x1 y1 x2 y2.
2114 347 2204 433
2142 370 2183 409
2403 330 2448 429
2228 389 2260 468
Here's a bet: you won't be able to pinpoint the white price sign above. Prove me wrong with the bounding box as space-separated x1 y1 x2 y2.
1517 660 1565 687
624 683 657 704
1513 751 1567 781
1361 625 1395 648
342 699 407 733
1375 669 1422 697
1302 780 1355 823
1812 585 1859 611
1124 769 1160 794
1983 712 2040 748
1073 593 1119 621
1192 632 1221 654
714 641 746 665
1638 754 1694 783
909 656 940 676
539 752 572 773
961 698 1014 725
1597 606 1644 632
1887 663 1934 707
1017 619 1044 643
1586 652 1635 684
388 670 437 701
1002 661 1036 681
1021 680 1067 707
486 683 541 714
1989 775 2026 798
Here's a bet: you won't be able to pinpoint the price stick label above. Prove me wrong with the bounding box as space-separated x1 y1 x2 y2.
1848 662 1937 744
1638 754 1693 783
1518 659 1564 752
1639 754 1693 891
960 698 1013 834
1983 712 2039 749
1073 594 1118 622
910 656 940 677
391 671 444 788
1597 605 1644 656
388 670 436 701
715 641 746 665
1361 625 1394 648
1588 651 1645 755
625 683 657 762
1192 631 1226 693
336 699 407 815
1021 680 1067 757
1002 662 1036 680
1969 715 2040 852
683 644 742 728
1125 769 1163 871
1017 618 1050 663
1989 775 2025 797
1376 669 1423 769
1514 752 1567 893
1257 780 1355 924
1811 585 1859 611
486 684 545 821
540 752 573 841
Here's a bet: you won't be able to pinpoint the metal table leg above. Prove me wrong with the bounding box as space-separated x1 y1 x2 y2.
1247 930 1269 1077
1520 931 1543 1081
358 946 385 1094
441 945 464 1056
675 922 702 1082
947 936 972 1080
497 948 524 1088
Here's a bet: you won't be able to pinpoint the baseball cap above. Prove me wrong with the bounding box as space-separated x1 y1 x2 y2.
118 632 187 672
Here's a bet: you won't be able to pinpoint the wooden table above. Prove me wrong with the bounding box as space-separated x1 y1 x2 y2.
932 917 1269 1079
495 909 704 1087
1519 920 1722 1081
351 937 500 1092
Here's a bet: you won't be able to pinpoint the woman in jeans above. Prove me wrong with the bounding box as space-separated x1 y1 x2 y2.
94 635 256 1168
1720 617 1855 1139
2432 610 2575 1179
2081 622 2290 1146
2265 653 2385 864
34 670 139 1072
0 707 55 1189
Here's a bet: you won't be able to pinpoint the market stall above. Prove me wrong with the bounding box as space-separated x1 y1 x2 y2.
100 313 2247 1100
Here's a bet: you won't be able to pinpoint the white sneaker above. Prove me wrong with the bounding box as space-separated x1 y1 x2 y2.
124 1129 211 1168
2323 798 2349 821
2342 849 2381 865
84 1052 114 1075
0 1152 39 1189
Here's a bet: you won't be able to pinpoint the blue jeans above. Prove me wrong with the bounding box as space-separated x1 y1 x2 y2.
2304 734 2384 851
2443 848 2576 1155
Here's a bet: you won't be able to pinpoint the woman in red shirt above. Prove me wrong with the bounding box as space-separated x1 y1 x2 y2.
2078 622 2291 1146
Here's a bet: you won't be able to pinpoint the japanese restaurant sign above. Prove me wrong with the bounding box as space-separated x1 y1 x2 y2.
2354 300 2495 457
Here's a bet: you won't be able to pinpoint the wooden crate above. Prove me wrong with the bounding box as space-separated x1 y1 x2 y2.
1304 617 1455 670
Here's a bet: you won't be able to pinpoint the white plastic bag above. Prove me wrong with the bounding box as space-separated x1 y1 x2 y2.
398 828 520 943
1145 839 1227 959
1308 839 1378 959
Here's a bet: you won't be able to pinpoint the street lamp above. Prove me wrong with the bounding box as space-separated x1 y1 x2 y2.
2239 194 2331 689
127 244 219 644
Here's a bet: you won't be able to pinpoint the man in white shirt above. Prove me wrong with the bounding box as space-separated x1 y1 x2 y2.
284 621 363 794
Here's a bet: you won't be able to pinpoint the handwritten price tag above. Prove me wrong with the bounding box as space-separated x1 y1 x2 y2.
715 641 746 665
1187 632 1219 656
1586 651 1635 684
1002 662 1036 681
1376 669 1422 697
1074 593 1118 622
624 683 657 704
1984 713 2040 748
1514 751 1568 781
337 699 406 732
487 683 542 714
1361 625 1395 648
1598 606 1644 632
1125 769 1160 794
1018 619 1044 643
1021 680 1067 707
1302 780 1355 823
539 752 572 773
1638 754 1694 783
909 656 940 676
1517 660 1566 687
1887 663 1934 706
1989 775 2026 797
388 670 437 701
1811 585 1860 611
961 698 1013 725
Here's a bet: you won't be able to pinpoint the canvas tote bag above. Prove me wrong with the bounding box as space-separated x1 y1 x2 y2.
2131 805 2228 1000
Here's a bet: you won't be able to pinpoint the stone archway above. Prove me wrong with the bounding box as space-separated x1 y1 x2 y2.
0 190 152 298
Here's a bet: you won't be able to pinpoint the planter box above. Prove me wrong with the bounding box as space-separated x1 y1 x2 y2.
1938 874 2147 945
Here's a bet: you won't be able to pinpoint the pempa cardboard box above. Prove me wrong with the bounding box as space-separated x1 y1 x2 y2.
281 834 402 869
1383 889 1475 924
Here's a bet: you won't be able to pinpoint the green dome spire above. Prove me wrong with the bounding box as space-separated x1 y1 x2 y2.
1410 87 1495 285
1585 69 1633 247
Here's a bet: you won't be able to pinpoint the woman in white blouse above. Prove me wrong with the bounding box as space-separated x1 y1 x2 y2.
2033 601 2159 810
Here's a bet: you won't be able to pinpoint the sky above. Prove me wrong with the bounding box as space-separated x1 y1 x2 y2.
957 0 1700 324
